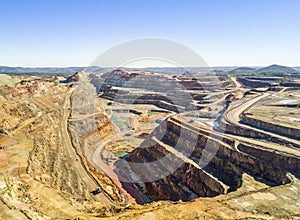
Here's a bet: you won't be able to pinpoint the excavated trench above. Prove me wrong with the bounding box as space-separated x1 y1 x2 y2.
114 117 294 204
88 72 297 204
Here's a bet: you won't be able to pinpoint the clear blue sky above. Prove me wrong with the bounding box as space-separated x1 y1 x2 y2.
1 0 300 67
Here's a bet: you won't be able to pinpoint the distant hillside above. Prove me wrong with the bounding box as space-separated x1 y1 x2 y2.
0 66 236 76
0 66 84 75
224 65 300 76
227 67 257 75
256 64 299 76
0 65 299 77
0 66 111 76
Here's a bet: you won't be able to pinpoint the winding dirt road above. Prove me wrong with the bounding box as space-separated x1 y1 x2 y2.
60 88 112 204
224 92 300 157
226 93 270 124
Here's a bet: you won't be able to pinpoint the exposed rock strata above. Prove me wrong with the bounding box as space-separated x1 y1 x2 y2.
115 117 292 203
241 113 300 140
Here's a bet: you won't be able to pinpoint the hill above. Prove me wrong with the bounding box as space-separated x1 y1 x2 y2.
1 65 299 77
256 64 299 76
0 66 110 76
224 65 300 76
227 67 257 75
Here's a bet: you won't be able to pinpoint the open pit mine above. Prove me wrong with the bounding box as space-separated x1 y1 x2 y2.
0 66 300 219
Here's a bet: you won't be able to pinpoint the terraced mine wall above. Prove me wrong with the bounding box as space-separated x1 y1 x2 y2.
91 73 197 92
238 143 300 178
237 77 273 88
69 87 114 144
179 80 204 90
117 117 291 204
281 82 300 87
219 117 300 148
69 114 113 143
241 114 300 141
246 77 283 81
90 72 225 93
101 91 198 112
115 140 229 203
163 118 290 185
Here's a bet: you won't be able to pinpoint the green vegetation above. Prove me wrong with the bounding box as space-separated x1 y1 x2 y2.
227 67 257 76
225 65 299 76
256 64 299 76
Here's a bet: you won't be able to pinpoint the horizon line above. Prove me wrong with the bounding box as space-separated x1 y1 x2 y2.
1 64 300 69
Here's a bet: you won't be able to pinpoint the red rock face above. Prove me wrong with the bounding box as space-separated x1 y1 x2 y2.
64 71 85 83
4 80 63 99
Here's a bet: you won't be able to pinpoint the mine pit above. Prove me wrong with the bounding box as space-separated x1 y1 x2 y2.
1 69 300 218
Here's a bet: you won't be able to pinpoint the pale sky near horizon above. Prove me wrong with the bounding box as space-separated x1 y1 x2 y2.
1 0 300 67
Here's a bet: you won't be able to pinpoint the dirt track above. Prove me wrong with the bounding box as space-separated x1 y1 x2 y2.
225 92 300 156
60 88 112 204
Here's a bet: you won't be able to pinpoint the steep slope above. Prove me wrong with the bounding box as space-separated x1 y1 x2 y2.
115 116 291 204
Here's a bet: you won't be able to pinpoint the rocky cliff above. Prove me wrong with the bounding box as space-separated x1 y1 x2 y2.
241 113 300 140
219 116 300 148
115 116 292 204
